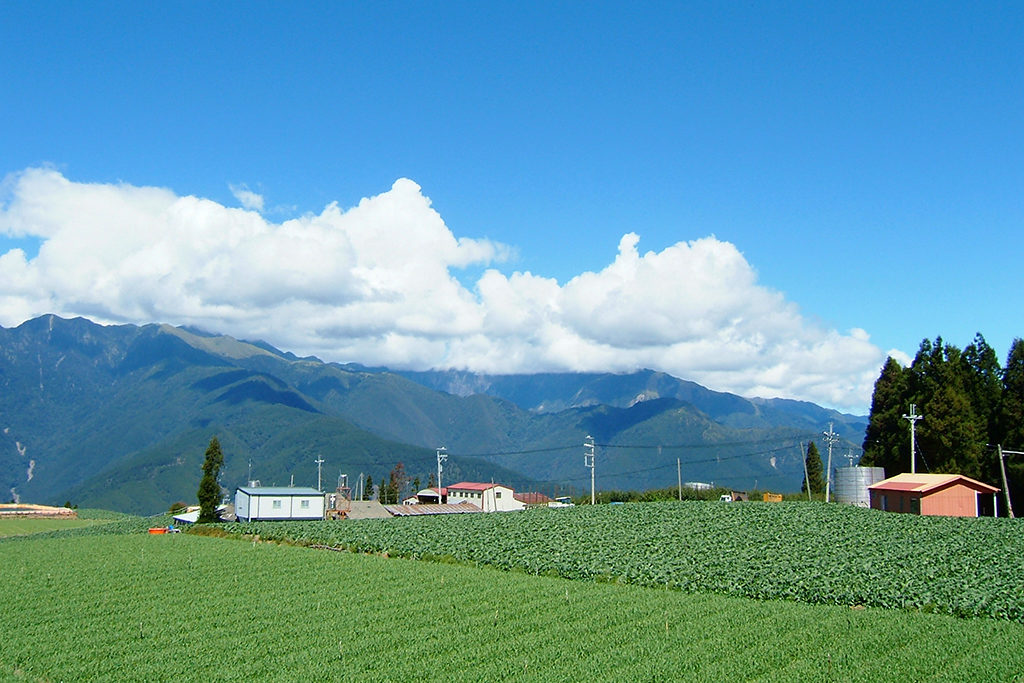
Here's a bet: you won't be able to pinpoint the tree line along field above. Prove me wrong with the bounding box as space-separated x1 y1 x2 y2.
227 500 1024 622
3 531 1024 682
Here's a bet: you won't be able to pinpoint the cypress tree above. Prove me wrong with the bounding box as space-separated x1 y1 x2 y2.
913 342 984 478
802 441 825 496
998 339 1024 506
861 357 910 475
197 436 224 523
962 333 1003 440
998 339 1024 448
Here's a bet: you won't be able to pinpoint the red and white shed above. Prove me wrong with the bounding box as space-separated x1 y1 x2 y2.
867 473 999 517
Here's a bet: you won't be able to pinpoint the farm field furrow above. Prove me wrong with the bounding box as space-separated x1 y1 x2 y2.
3 533 1024 681
226 500 1024 622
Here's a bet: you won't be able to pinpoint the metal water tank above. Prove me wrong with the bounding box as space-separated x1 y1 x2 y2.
834 466 886 507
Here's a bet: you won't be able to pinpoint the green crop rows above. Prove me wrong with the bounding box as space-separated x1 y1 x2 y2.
227 501 1024 621
3 532 1024 681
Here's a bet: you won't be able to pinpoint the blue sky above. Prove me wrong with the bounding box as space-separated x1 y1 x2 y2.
1 2 1022 414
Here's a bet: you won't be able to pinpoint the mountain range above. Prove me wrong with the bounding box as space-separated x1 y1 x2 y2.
0 315 868 514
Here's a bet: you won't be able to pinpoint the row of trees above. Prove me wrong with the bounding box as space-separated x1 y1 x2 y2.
859 334 1024 505
367 463 437 504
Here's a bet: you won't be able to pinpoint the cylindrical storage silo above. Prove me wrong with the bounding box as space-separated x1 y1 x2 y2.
834 466 886 507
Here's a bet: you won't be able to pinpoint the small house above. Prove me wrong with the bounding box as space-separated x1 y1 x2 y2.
234 486 325 522
446 482 525 513
867 473 1000 517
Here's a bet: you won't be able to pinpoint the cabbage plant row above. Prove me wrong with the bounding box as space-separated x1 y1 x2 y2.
223 501 1024 622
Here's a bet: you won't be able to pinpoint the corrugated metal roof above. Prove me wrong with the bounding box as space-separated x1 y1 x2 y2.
236 486 323 496
868 473 999 494
514 492 551 504
384 502 482 516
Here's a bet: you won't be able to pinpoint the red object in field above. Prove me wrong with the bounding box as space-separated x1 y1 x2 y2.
148 527 167 534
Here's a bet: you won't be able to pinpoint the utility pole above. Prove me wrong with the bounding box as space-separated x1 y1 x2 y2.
823 423 838 502
436 446 448 501
902 404 923 474
677 457 682 501
998 446 1018 519
584 435 595 505
801 442 811 501
314 455 325 492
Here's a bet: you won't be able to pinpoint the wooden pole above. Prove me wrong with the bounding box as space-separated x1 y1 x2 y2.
998 445 1016 519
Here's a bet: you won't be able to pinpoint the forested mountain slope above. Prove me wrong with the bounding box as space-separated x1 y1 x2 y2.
0 315 866 512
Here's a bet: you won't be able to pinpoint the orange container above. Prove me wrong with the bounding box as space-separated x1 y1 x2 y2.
148 527 167 534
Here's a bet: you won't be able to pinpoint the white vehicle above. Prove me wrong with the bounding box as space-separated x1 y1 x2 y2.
719 494 733 502
548 496 575 508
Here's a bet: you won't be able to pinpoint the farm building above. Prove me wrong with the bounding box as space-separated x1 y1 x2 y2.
172 504 229 524
234 486 325 522
513 491 552 506
446 482 526 512
411 487 447 504
868 473 1000 517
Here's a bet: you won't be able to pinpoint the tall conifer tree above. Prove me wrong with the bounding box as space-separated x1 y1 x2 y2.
861 357 910 475
197 436 224 523
998 339 1024 506
802 441 825 495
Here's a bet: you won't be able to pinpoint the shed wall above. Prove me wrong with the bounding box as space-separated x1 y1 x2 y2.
920 483 978 517
870 490 918 514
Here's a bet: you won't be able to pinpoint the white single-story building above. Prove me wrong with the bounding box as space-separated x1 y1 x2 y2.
446 482 525 513
234 486 325 522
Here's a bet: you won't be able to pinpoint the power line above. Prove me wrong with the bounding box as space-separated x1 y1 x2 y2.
529 442 804 485
452 433 829 460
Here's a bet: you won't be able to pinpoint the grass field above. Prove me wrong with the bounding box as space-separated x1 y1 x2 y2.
2 531 1024 681
0 517 107 538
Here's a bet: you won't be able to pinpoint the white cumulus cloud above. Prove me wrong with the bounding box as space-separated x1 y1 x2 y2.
0 168 887 412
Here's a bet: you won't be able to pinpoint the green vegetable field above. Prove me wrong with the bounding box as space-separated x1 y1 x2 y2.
228 501 1024 621
3 531 1024 681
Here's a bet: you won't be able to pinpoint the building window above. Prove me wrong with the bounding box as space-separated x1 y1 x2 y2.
300 500 310 509
272 500 282 510
495 491 502 499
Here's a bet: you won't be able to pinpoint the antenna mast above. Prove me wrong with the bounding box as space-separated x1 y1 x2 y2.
436 447 448 500
902 404 923 474
314 455 325 492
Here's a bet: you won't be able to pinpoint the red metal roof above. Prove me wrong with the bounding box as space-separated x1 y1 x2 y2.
868 473 999 494
447 481 500 491
874 481 924 492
